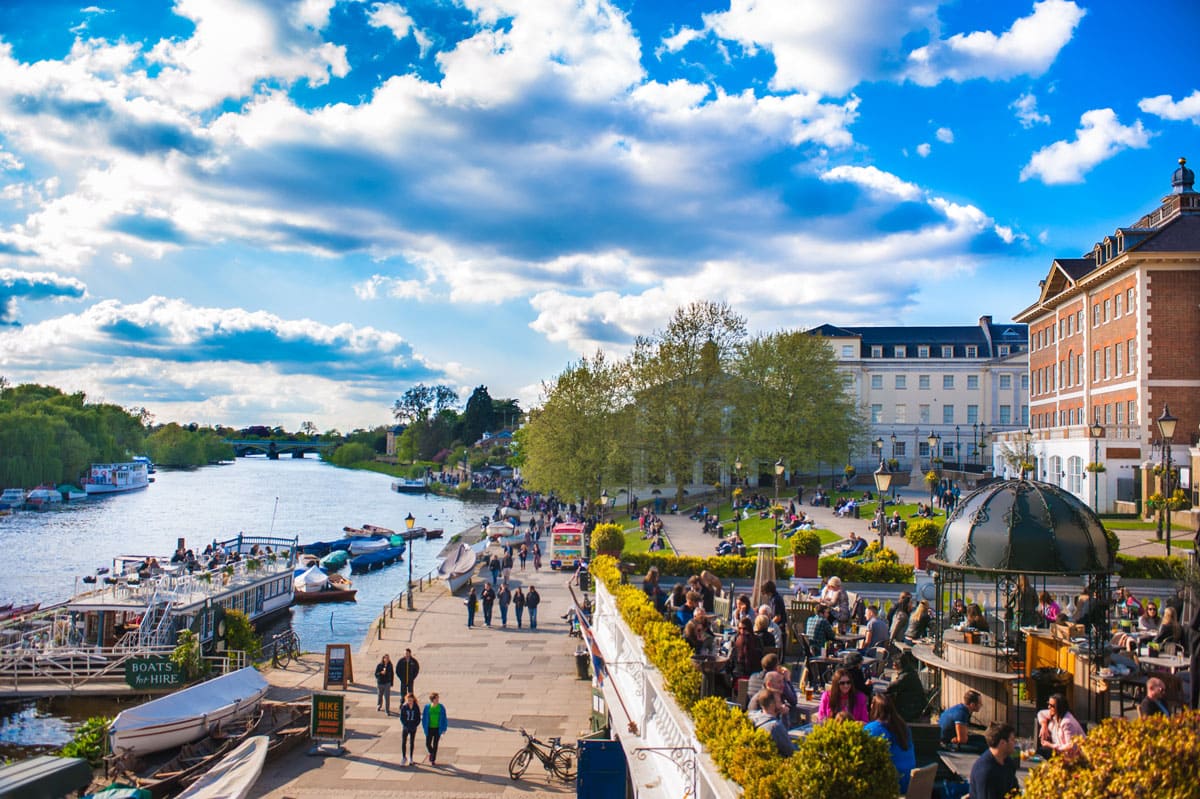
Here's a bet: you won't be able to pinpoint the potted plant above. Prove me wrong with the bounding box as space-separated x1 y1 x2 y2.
791 529 822 578
590 523 626 559
222 564 235 585
906 518 941 571
1085 462 1106 473
245 557 261 573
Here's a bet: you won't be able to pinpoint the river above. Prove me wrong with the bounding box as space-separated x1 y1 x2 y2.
0 455 495 754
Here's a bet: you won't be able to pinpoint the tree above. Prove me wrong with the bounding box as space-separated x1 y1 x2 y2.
628 301 747 504
393 384 436 425
460 385 496 446
730 330 863 476
300 421 318 438
492 398 523 430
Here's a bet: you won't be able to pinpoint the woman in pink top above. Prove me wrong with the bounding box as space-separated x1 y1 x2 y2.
1037 692 1085 755
817 667 869 723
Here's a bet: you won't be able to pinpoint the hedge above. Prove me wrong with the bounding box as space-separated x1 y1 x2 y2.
1116 553 1189 580
818 555 914 583
620 552 785 579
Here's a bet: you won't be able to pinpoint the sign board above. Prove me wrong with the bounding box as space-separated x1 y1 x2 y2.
323 643 353 690
124 656 183 689
310 693 345 741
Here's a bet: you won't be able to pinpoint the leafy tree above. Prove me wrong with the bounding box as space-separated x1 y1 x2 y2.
146 423 205 467
300 421 318 438
492 397 523 429
460 385 496 446
331 441 376 466
223 609 262 660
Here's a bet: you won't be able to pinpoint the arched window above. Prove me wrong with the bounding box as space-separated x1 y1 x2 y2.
1049 455 1063 486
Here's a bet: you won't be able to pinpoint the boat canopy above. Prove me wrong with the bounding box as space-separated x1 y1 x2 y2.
110 667 268 738
295 566 329 590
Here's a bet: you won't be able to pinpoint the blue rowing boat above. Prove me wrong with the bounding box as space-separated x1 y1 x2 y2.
349 546 405 573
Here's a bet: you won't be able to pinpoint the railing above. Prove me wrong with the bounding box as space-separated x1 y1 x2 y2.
374 563 445 640
0 643 248 694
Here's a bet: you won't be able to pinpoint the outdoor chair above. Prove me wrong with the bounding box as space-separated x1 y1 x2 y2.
902 762 939 799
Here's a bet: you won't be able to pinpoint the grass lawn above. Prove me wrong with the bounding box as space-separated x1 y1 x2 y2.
1152 538 1194 551
1103 519 1159 531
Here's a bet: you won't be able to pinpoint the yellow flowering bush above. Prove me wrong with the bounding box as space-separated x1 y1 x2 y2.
787 719 898 799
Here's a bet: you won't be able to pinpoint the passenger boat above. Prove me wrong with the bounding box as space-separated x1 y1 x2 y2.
24 485 63 509
292 566 356 603
0 488 26 507
109 667 268 757
438 541 480 593
390 478 428 494
57 483 87 501
132 455 157 474
424 528 444 540
173 735 269 799
349 546 404 573
83 462 149 495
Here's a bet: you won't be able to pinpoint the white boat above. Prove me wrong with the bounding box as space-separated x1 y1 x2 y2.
83 462 149 495
57 483 87 501
0 488 25 506
485 520 523 546
390 478 427 494
438 541 480 593
24 485 63 509
347 537 390 554
109 667 269 756
173 735 269 799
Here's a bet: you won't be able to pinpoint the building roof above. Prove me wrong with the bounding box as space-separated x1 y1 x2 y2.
809 318 1026 359
1129 213 1200 252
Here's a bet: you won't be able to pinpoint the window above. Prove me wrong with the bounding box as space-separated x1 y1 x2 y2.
841 345 854 358
1093 304 1100 326
1105 403 1113 425
894 346 907 358
871 374 883 389
1115 293 1123 317
895 404 907 423
1058 319 1064 338
942 345 953 358
919 404 931 423
967 404 979 424
918 345 930 358
871 345 883 358
1127 400 1136 425
1103 299 1110 322
943 405 955 424
1067 456 1083 494
998 345 1010 357
1034 370 1040 395
1114 342 1123 376
1115 402 1124 424
943 375 955 389
918 442 930 457
999 374 1012 390
1021 405 1028 425
965 345 978 358
919 374 931 390
1094 349 1101 380
1127 338 1136 373
942 443 954 459
1021 374 1029 390
871 404 882 423
1077 354 1083 384
1128 286 1136 310
1076 310 1083 331
1104 346 1111 379
967 375 979 390
893 441 907 456
895 375 907 389
999 405 1012 424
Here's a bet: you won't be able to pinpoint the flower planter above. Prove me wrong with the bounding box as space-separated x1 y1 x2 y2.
914 545 936 571
792 554 819 578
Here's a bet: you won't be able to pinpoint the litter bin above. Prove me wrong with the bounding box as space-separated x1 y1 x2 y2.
574 648 591 680
1030 667 1071 710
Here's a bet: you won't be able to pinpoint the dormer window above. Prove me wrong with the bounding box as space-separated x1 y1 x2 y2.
871 345 883 358
918 345 930 358
965 345 978 358
998 345 1010 357
894 346 906 358
941 345 953 358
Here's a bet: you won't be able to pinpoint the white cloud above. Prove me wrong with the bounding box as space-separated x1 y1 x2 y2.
658 27 705 56
368 3 415 40
0 148 22 171
1020 108 1151 184
353 274 432 301
916 143 931 157
822 165 922 200
907 0 1085 86
935 127 954 144
1011 92 1051 127
1138 90 1200 125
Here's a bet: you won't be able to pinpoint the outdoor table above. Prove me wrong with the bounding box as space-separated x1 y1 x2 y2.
1138 654 1189 674
938 749 1036 792
835 633 865 647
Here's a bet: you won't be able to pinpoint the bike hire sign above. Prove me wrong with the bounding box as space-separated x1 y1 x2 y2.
311 693 345 741
124 657 183 689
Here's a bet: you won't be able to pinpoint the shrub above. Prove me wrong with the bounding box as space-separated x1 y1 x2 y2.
224 608 262 661
819 555 913 583
790 528 823 557
1116 553 1189 580
171 629 209 681
1103 527 1120 559
620 552 783 579
1022 710 1200 799
59 716 112 767
905 518 941 548
787 719 899 799
590 523 626 556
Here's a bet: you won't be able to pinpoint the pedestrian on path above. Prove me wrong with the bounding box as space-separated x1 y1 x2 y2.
396 648 420 698
498 583 511 627
526 585 541 630
519 544 528 570
422 692 448 765
374 653 394 714
502 550 514 583
481 583 496 627
399 692 421 766
533 543 542 571
465 585 479 628
489 553 502 585
513 587 526 628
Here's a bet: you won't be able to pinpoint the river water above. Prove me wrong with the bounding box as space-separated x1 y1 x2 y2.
0 455 494 754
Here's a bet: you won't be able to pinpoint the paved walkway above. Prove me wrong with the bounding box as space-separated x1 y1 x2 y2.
253 541 594 799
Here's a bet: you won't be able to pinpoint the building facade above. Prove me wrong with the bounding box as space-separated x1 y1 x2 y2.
1010 158 1200 513
810 317 1029 477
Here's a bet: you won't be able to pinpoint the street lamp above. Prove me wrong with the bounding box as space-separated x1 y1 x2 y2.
927 432 941 506
773 459 785 547
1156 404 1178 556
873 460 893 548
600 488 609 516
734 458 743 537
954 425 961 471
889 433 898 499
1089 416 1105 514
874 436 884 464
972 423 978 466
404 512 416 609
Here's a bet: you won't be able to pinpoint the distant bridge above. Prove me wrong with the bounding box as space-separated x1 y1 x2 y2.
223 439 334 459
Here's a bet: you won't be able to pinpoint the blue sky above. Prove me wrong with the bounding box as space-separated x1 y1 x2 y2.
0 0 1197 431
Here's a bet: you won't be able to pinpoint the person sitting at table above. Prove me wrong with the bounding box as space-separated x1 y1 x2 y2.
907 599 932 640
753 612 777 650
1138 601 1161 632
1038 591 1060 625
1138 676 1174 718
746 653 790 702
819 576 851 626
665 583 687 616
968 722 1019 799
683 609 715 656
1154 605 1184 648
806 604 836 656
939 689 983 746
886 650 928 722
817 667 869 722
860 605 890 655
674 591 701 628
748 689 795 757
839 531 868 559
731 617 763 680
965 603 990 632
889 594 913 644
747 670 798 722
1115 586 1142 620
731 593 754 627
1036 692 1084 756
864 694 915 794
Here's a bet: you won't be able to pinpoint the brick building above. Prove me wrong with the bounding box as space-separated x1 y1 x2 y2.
1009 158 1200 512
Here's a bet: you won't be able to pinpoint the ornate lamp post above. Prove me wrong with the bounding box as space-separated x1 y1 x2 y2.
1156 404 1177 555
734 458 743 537
773 459 785 548
954 425 961 471
874 435 884 468
873 460 893 548
927 432 940 506
404 512 417 609
1089 416 1105 513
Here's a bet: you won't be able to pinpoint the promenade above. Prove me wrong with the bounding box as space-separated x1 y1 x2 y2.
253 541 594 799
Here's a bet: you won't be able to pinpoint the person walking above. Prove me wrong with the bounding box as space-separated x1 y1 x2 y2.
465 585 479 628
421 692 448 765
398 692 421 766
502 550 514 583
488 553 501 585
513 586 526 629
526 585 541 630
396 648 420 698
533 542 542 571
519 544 528 570
374 653 394 714
481 583 496 627
498 583 512 627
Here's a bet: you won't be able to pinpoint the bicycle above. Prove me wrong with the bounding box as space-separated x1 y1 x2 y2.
271 629 301 669
507 727 577 781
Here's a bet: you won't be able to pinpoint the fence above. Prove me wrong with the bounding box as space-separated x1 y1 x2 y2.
0 644 247 695
373 563 448 641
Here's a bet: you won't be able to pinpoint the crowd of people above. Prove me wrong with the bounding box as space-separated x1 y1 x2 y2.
372 648 448 766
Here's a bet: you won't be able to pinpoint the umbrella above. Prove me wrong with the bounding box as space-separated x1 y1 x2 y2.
750 543 779 609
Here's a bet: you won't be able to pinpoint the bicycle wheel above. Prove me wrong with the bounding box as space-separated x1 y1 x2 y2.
550 746 577 781
274 641 292 669
508 748 532 779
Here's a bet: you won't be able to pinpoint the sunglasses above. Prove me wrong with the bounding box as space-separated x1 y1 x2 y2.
839 680 852 686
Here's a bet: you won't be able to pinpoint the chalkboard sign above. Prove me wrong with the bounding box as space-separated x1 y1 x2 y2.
311 693 345 741
323 643 353 690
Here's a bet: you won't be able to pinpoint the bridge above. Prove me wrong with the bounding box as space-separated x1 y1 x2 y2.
223 439 334 459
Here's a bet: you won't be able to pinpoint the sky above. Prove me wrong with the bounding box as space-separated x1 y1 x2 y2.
0 0 1198 432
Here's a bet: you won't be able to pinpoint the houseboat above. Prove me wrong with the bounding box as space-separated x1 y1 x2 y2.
84 461 150 495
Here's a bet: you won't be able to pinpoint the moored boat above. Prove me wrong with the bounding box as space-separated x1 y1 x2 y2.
347 537 390 555
318 550 349 571
253 700 312 760
57 483 87 501
390 478 427 494
83 462 149 495
438 541 480 593
0 488 26 506
292 566 357 603
172 734 269 799
424 528 444 540
349 546 404 573
25 484 63 509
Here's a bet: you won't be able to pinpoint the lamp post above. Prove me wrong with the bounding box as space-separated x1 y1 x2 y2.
874 435 884 466
927 432 940 506
404 512 416 609
954 425 960 471
773 459 784 548
1089 416 1105 513
734 458 743 537
972 423 978 466
889 433 898 500
873 460 893 548
1156 404 1178 556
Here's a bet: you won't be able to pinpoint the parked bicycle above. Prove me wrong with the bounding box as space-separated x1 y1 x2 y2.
271 629 301 669
508 727 577 781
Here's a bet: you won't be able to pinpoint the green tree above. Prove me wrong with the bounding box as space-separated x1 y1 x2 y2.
460 385 496 446
331 441 376 466
146 423 205 467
